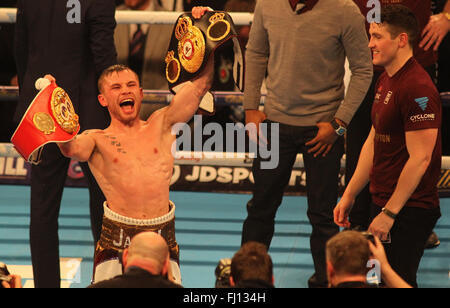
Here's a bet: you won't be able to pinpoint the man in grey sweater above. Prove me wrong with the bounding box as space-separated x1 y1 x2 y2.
241 0 373 288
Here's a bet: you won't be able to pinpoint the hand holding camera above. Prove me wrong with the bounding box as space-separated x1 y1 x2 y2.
0 262 22 288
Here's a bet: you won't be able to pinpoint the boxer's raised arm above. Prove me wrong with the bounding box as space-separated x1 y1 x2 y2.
162 6 214 129
58 131 97 162
163 54 214 128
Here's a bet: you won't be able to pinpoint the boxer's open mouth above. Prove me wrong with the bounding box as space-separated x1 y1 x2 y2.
119 99 135 107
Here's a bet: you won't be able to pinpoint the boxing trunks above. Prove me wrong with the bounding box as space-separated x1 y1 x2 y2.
92 201 180 284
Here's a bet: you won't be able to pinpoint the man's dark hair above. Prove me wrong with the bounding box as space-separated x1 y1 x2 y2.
380 5 419 47
98 64 139 93
231 242 273 284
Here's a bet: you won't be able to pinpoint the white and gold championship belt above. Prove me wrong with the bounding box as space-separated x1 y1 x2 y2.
165 11 245 114
11 78 80 164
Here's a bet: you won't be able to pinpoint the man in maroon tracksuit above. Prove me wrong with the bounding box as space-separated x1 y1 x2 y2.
347 0 441 249
335 5 442 288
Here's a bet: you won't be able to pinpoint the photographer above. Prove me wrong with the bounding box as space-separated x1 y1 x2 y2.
326 231 375 288
326 231 412 288
215 242 274 288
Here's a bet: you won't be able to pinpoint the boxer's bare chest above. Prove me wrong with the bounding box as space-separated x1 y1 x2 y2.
96 128 172 175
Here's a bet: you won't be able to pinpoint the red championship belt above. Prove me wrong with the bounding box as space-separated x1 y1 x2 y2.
11 78 80 164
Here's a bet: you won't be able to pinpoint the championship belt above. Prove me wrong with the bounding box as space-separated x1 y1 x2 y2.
165 11 245 113
11 78 80 164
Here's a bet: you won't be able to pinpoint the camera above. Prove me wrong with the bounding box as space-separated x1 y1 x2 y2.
0 262 12 288
361 232 375 244
214 258 232 288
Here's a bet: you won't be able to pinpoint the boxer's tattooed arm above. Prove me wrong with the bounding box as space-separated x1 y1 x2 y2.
59 130 97 161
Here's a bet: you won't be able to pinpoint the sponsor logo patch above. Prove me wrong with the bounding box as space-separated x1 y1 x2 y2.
415 97 429 111
410 113 435 123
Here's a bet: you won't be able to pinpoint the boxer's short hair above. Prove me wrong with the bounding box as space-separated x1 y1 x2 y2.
380 5 419 47
98 64 140 93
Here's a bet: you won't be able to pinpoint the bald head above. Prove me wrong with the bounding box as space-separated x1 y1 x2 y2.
125 232 170 274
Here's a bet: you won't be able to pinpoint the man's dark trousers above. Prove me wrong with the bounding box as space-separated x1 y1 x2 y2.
30 144 105 288
242 120 343 286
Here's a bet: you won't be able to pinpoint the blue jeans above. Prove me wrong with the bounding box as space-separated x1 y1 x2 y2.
241 120 343 285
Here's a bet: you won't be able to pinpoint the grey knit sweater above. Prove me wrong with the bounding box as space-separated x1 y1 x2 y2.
243 0 373 126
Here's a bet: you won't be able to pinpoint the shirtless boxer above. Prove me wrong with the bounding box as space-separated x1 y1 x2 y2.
50 7 215 284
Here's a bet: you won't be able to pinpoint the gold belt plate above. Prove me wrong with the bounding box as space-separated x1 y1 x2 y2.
175 16 205 74
50 87 79 134
33 112 56 135
207 13 231 42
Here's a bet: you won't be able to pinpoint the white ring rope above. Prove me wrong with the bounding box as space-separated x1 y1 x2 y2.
2 87 449 107
1 142 450 170
0 8 253 25
0 7 15 23
0 87 261 106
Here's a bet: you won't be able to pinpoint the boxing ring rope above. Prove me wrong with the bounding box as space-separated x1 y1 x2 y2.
0 8 254 25
1 87 450 170
0 142 449 170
